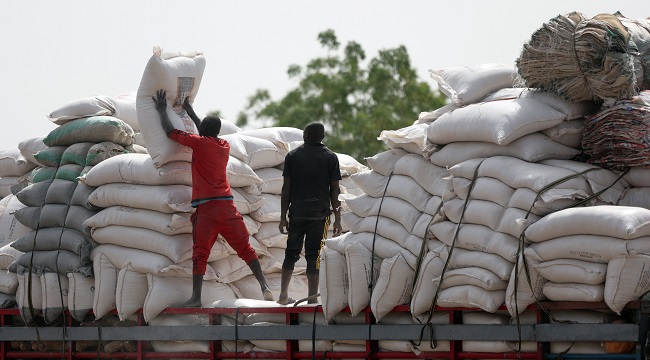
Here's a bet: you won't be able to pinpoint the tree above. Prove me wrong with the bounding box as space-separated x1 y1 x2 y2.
236 29 446 161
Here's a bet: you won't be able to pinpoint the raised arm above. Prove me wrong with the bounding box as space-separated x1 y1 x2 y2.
152 90 176 136
183 97 202 130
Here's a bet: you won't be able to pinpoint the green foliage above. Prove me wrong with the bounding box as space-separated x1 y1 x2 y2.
236 29 446 161
207 110 222 118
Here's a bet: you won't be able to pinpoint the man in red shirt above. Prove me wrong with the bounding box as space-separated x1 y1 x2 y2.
152 89 274 307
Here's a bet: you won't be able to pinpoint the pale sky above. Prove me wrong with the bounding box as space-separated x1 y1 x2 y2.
2 0 649 150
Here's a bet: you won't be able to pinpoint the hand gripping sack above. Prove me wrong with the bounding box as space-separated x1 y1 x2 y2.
136 47 206 167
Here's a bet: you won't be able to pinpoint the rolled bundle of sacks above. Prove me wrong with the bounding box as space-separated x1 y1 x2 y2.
516 12 650 104
582 90 650 171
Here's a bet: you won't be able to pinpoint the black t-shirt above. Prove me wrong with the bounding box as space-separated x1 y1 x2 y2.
283 142 342 219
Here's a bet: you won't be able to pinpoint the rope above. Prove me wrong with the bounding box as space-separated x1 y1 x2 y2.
512 167 630 355
417 158 485 349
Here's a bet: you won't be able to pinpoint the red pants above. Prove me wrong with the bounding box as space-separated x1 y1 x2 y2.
190 200 257 275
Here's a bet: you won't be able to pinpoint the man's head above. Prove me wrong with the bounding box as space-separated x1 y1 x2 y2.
199 116 221 137
303 122 325 144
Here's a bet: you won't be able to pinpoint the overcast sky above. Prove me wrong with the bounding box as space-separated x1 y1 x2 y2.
2 0 649 150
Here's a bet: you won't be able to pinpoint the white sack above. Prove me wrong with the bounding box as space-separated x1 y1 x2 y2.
88 183 192 213
136 47 205 167
429 63 515 106
79 153 191 186
427 98 566 145
429 133 580 168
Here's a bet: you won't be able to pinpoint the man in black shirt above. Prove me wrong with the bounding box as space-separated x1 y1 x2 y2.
278 122 342 304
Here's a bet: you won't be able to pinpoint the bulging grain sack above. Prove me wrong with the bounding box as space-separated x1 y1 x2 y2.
483 88 598 119
43 116 134 147
351 171 431 212
605 254 650 314
40 272 69 324
84 206 191 235
377 124 427 155
427 98 566 146
449 156 592 198
11 227 93 259
67 272 94 322
221 134 287 170
541 159 628 205
88 183 192 213
60 142 95 166
345 195 421 235
12 250 92 277
91 225 192 263
429 133 581 168
540 118 585 148
430 221 519 262
435 267 508 291
410 245 447 317
444 199 539 240
505 252 545 316
84 142 127 167
0 195 31 248
0 270 18 295
543 282 604 302
0 243 23 270
345 241 382 317
319 246 349 321
33 146 67 167
393 154 451 197
533 259 607 285
80 153 191 187
430 63 516 106
18 137 48 166
143 274 237 323
136 47 205 167
92 253 118 320
370 253 414 322
436 284 505 313
524 206 650 242
237 127 304 148
325 232 417 269
341 212 422 255
16 271 42 323
47 95 117 124
0 148 37 177
91 244 182 278
528 236 626 263
447 248 513 281
365 149 408 176
115 264 148 321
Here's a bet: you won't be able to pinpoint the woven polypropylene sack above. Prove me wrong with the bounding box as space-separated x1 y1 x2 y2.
136 47 206 167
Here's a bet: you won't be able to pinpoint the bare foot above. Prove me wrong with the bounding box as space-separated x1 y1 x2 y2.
263 289 275 302
177 298 202 308
277 296 295 305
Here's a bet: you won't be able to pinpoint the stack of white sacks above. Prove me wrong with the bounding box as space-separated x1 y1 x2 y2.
314 63 645 355
2 54 648 355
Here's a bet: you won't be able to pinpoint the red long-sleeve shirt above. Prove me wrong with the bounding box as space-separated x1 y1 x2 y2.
169 130 232 204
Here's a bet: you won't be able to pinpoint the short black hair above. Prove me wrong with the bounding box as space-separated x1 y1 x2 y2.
199 116 221 137
304 122 325 144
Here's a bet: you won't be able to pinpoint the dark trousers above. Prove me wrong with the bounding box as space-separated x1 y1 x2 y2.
282 217 330 275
